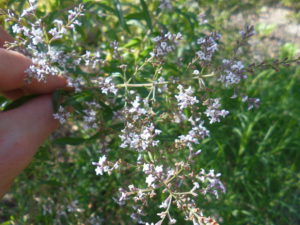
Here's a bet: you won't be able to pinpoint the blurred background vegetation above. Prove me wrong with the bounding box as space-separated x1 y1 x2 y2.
0 0 299 224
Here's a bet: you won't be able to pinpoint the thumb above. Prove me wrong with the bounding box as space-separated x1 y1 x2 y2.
0 95 58 196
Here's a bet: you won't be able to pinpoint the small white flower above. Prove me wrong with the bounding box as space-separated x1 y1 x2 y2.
12 24 22 33
146 174 156 187
175 85 199 110
161 42 167 49
192 70 200 75
152 36 161 42
98 155 107 165
53 106 71 124
242 96 248 102
159 199 169 208
143 163 150 172
193 182 200 189
95 166 104 175
155 165 163 173
31 27 43 45
169 218 177 224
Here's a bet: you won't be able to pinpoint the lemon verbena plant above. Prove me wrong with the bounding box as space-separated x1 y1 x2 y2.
1 0 299 224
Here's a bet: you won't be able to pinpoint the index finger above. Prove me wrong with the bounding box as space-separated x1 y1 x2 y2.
0 49 31 92
0 27 14 48
0 26 67 96
0 48 66 95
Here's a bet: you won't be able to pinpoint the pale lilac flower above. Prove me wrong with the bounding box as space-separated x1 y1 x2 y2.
31 27 44 45
21 0 37 17
175 85 199 110
192 70 200 75
143 163 151 173
155 165 163 173
159 0 172 11
196 32 221 61
150 32 182 58
92 155 119 176
204 98 229 124
159 197 170 209
53 106 71 124
219 59 247 87
176 119 209 151
92 76 118 95
146 174 156 187
12 24 22 33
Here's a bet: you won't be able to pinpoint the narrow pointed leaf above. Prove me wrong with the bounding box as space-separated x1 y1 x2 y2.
140 0 152 30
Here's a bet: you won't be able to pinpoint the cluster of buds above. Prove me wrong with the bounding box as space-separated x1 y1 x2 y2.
119 97 161 153
82 101 102 130
242 96 261 110
176 118 210 151
175 85 199 110
239 25 256 41
92 155 119 176
92 76 118 95
218 59 247 87
150 32 182 59
78 50 106 70
204 98 229 124
53 106 71 124
196 32 221 62
159 0 173 11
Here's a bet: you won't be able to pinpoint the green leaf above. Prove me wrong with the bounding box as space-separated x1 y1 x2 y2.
0 96 10 111
113 0 130 33
54 132 100 146
52 89 66 113
2 94 39 112
89 2 115 13
126 12 144 21
123 38 141 48
53 137 88 145
0 221 12 225
140 0 152 31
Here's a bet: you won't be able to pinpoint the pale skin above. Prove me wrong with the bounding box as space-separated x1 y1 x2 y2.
0 27 66 198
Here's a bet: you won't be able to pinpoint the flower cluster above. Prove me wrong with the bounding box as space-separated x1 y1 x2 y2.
218 59 247 87
242 96 261 110
67 77 85 92
175 85 199 110
176 118 210 151
197 169 226 199
116 161 223 225
82 101 102 130
159 0 173 11
53 106 71 124
92 155 119 176
92 76 118 95
119 97 161 153
204 98 229 124
78 51 106 70
196 32 221 62
5 2 85 83
150 32 182 59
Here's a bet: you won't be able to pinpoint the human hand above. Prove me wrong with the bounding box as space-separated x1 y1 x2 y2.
0 27 66 197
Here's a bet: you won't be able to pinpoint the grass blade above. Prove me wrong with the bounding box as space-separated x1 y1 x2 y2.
113 0 130 33
140 0 152 31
